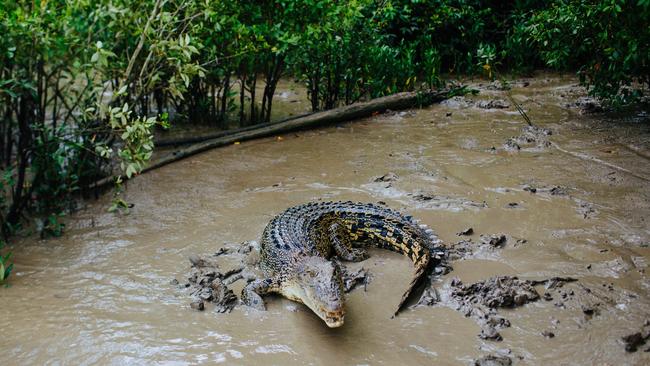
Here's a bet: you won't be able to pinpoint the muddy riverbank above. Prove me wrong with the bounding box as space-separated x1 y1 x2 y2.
1 73 649 365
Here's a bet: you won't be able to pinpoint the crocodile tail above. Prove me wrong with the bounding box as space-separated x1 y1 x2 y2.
393 253 431 317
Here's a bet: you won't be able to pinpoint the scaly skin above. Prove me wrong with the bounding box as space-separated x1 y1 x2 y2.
241 201 440 328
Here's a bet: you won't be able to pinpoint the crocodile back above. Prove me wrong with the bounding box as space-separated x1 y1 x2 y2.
259 201 440 275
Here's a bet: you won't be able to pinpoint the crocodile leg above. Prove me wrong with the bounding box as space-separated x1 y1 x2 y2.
241 278 280 311
329 222 369 262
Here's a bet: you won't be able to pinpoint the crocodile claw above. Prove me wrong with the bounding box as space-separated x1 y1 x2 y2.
241 292 267 311
241 280 270 311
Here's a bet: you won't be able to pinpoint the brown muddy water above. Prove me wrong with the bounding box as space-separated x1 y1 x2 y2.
2 74 649 365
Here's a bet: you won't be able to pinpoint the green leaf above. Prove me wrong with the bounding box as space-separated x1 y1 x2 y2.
126 164 136 178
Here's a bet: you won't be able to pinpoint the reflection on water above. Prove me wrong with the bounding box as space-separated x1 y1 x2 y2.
1 74 649 365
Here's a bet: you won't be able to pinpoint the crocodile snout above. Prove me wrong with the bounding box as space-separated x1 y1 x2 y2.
321 308 345 328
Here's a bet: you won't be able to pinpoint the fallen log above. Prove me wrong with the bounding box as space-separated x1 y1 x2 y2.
154 112 312 147
94 88 455 189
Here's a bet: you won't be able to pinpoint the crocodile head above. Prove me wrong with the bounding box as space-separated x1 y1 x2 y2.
285 256 346 328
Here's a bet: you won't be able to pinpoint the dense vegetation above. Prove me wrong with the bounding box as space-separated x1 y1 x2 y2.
0 0 648 277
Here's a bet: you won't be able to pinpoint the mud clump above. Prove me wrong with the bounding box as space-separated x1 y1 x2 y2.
185 257 238 313
522 185 537 193
480 234 507 248
483 80 510 91
503 139 521 151
451 276 540 309
521 184 568 196
481 79 530 91
549 186 568 196
448 233 509 259
180 241 263 313
474 354 512 366
448 239 474 260
447 276 577 341
622 332 649 353
342 268 371 292
188 254 215 268
513 238 528 247
456 227 474 236
480 323 505 341
534 276 578 289
575 199 597 219
416 286 441 307
573 96 604 114
411 193 488 210
440 96 510 110
214 247 229 256
374 172 399 182
621 321 650 352
334 261 373 293
503 125 553 151
541 330 555 338
441 96 474 109
190 300 204 311
477 99 510 109
449 276 539 341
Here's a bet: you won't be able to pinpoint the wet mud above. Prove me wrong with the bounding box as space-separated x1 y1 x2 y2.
443 275 577 342
1 73 649 365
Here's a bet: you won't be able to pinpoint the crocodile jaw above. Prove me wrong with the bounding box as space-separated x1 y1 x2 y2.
312 304 345 328
322 309 345 328
282 283 345 327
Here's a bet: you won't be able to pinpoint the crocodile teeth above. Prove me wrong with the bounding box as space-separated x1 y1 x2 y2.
419 224 427 229
425 229 434 234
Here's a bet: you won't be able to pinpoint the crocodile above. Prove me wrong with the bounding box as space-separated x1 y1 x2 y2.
241 201 441 328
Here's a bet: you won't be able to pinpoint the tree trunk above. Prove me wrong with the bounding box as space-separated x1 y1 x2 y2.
249 73 257 124
220 74 230 127
154 88 164 116
6 93 34 228
310 69 320 112
4 95 16 167
260 55 284 122
239 75 246 127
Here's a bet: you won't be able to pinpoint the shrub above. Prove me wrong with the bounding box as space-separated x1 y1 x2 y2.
522 0 650 105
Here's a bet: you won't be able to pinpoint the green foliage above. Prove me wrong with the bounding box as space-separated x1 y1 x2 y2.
476 43 498 79
290 2 372 110
108 198 131 214
0 0 205 239
108 178 131 215
522 0 650 105
0 240 12 284
39 213 65 239
289 1 444 111
0 0 648 248
290 0 648 108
